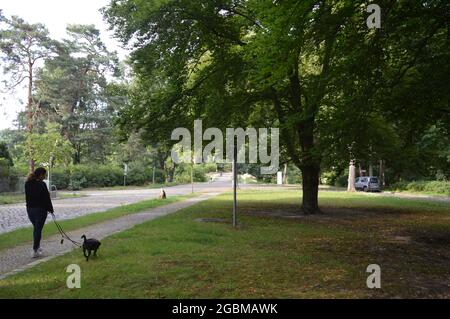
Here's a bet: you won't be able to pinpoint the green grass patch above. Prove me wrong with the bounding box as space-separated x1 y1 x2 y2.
0 189 449 298
0 194 194 252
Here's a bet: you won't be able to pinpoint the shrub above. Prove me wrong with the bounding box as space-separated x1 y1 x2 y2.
0 160 20 192
203 163 218 173
423 181 450 195
50 168 70 189
173 164 207 183
126 163 153 185
45 161 212 190
334 175 348 187
388 180 450 195
152 168 167 184
287 167 302 184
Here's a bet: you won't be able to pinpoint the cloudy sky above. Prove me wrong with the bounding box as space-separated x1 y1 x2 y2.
0 0 128 130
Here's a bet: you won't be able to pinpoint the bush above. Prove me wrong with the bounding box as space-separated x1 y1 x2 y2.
423 181 450 195
0 159 20 192
47 161 214 190
152 168 166 184
51 164 123 189
287 166 302 184
202 163 218 173
334 175 348 187
388 180 450 195
126 163 153 185
50 163 171 189
173 164 207 183
50 168 70 189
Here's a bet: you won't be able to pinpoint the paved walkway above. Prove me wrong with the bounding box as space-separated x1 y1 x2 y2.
0 192 221 279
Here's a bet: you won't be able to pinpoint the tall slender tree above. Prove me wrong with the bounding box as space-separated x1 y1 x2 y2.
35 24 121 164
0 15 55 172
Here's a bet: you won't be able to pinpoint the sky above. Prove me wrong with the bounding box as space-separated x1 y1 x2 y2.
0 0 129 130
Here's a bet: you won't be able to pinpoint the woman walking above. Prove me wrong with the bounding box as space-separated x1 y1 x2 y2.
25 167 54 258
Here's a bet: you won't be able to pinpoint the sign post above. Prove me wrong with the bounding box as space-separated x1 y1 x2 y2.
232 143 237 227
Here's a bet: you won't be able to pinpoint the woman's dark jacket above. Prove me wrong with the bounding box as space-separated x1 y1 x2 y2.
25 180 54 213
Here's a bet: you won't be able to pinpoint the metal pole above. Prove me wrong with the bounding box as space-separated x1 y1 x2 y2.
48 157 52 188
232 144 237 227
123 163 128 186
191 161 194 193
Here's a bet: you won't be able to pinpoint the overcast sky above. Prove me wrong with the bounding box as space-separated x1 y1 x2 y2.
0 0 128 130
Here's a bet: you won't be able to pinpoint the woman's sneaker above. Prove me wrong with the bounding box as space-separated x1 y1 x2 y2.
31 250 40 258
37 248 43 256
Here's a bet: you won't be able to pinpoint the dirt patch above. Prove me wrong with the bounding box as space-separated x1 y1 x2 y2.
194 218 227 223
413 233 450 246
244 207 379 220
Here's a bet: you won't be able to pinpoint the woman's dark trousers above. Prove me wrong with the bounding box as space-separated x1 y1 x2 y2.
26 207 47 251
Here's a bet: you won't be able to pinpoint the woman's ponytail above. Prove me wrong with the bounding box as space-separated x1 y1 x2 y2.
27 172 36 182
27 167 47 182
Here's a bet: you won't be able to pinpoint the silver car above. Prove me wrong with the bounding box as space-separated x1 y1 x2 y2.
355 176 381 192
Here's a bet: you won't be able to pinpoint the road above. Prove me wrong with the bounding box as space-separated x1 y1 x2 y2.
0 173 234 234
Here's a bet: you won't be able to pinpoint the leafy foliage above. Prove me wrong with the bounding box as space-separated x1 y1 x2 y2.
103 0 449 212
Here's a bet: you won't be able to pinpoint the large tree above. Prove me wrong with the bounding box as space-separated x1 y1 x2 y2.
104 0 449 214
0 14 55 172
35 24 122 164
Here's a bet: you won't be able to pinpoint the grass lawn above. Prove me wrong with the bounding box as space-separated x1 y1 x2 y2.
0 194 194 252
0 192 83 205
0 189 449 298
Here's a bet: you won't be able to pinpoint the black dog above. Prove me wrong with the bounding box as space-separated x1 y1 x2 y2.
81 235 101 261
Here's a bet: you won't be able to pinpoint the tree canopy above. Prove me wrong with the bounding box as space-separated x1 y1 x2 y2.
103 0 449 213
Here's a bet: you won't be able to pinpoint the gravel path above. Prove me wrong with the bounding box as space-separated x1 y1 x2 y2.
0 192 221 280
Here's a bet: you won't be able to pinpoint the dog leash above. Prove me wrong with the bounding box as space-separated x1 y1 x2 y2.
49 212 82 247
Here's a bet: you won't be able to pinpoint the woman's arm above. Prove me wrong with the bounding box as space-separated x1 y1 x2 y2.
41 182 54 213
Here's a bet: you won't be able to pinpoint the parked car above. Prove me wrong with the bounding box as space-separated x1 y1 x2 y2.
355 176 381 192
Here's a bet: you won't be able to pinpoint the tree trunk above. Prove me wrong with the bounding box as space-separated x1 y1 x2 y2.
299 117 321 214
347 159 356 192
301 163 320 214
283 163 288 184
379 159 385 188
27 64 35 173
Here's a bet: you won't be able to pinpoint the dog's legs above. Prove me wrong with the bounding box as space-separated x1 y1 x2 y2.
94 248 98 256
86 249 91 262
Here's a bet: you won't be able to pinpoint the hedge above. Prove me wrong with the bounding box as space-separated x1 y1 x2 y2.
388 180 450 196
49 164 166 190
